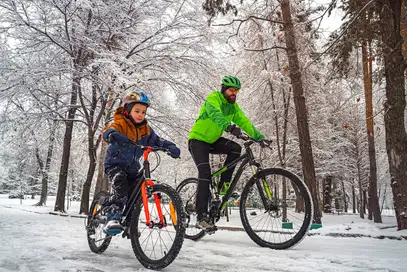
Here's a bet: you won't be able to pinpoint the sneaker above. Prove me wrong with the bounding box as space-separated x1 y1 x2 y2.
103 205 123 235
103 220 123 235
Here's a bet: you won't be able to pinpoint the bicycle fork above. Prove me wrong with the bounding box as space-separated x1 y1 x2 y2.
141 147 177 228
141 180 178 228
252 166 275 211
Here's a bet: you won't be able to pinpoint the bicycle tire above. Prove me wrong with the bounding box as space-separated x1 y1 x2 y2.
130 183 186 270
176 178 206 241
240 168 313 250
86 190 112 254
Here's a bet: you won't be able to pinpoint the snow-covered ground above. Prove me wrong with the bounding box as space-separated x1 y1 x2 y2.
1 194 407 272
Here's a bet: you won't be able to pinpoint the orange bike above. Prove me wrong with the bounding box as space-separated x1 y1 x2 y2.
86 141 185 270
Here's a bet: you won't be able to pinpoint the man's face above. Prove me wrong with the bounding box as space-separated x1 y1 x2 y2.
223 87 239 104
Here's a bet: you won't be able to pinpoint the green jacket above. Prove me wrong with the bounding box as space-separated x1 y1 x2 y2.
188 91 264 143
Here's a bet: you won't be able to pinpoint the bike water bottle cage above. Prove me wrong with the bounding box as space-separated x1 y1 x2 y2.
219 181 230 195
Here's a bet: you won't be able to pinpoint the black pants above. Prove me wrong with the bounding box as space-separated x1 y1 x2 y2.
188 137 242 215
105 166 141 207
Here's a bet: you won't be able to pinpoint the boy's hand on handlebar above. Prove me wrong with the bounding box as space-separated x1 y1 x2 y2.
167 145 181 158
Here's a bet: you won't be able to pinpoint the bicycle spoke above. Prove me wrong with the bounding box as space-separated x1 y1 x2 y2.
86 191 112 254
240 168 312 249
131 183 185 269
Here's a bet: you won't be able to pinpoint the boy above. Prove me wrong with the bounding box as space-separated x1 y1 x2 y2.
102 90 180 233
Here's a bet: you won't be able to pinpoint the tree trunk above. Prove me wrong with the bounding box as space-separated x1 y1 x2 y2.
94 141 109 195
280 0 321 224
78 65 107 214
323 176 333 213
54 73 80 212
33 142 44 201
363 190 368 215
36 120 57 206
352 184 356 214
380 183 387 214
355 133 365 218
341 181 348 212
362 41 382 223
380 0 407 230
400 0 407 78
79 147 97 214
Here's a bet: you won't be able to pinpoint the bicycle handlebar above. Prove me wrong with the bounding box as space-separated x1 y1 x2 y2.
129 141 180 158
237 134 272 149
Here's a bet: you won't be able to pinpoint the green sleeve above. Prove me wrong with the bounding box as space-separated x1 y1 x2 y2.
205 94 230 131
233 105 264 140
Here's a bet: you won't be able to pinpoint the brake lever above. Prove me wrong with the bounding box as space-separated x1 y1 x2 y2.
166 151 181 159
261 139 272 149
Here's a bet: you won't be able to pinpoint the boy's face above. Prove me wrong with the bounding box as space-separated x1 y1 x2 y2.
130 103 147 123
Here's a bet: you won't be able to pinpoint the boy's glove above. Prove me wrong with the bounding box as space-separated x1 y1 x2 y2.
168 145 181 158
108 131 130 145
227 124 241 137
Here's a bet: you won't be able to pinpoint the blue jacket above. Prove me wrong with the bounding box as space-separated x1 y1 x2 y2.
103 108 175 176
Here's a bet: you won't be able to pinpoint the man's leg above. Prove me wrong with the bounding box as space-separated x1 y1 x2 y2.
210 137 242 191
188 139 213 228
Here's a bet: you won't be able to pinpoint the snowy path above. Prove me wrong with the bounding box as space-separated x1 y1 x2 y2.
1 205 407 272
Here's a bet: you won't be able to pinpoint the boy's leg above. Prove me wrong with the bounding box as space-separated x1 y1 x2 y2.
106 166 129 207
103 166 129 234
188 139 213 228
210 137 242 191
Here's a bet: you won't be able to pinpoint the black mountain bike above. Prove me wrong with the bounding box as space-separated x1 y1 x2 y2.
177 134 313 250
86 142 186 270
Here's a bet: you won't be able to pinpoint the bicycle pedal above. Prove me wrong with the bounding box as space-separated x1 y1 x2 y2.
122 227 130 239
205 226 218 234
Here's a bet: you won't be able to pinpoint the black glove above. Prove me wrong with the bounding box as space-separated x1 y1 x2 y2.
227 125 241 137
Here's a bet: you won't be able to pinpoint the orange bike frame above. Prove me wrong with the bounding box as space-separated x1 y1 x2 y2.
141 147 166 227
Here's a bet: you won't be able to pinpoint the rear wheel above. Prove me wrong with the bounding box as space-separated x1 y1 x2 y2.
130 183 186 270
240 168 313 250
176 178 206 241
86 191 112 254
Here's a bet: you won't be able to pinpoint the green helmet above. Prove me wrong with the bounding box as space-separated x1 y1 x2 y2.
221 76 241 90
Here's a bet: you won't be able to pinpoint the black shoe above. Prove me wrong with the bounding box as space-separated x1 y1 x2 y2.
196 213 215 229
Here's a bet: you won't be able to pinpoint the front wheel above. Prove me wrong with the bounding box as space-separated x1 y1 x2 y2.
130 183 186 270
240 168 313 250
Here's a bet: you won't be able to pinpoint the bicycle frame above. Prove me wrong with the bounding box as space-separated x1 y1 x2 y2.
120 146 166 228
211 140 272 213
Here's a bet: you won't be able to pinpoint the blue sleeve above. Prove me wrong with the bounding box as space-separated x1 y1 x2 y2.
147 128 175 148
103 128 116 142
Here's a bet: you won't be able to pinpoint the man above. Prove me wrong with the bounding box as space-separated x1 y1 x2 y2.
188 76 264 229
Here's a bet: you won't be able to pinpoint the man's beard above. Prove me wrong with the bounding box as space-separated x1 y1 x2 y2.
225 94 236 104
